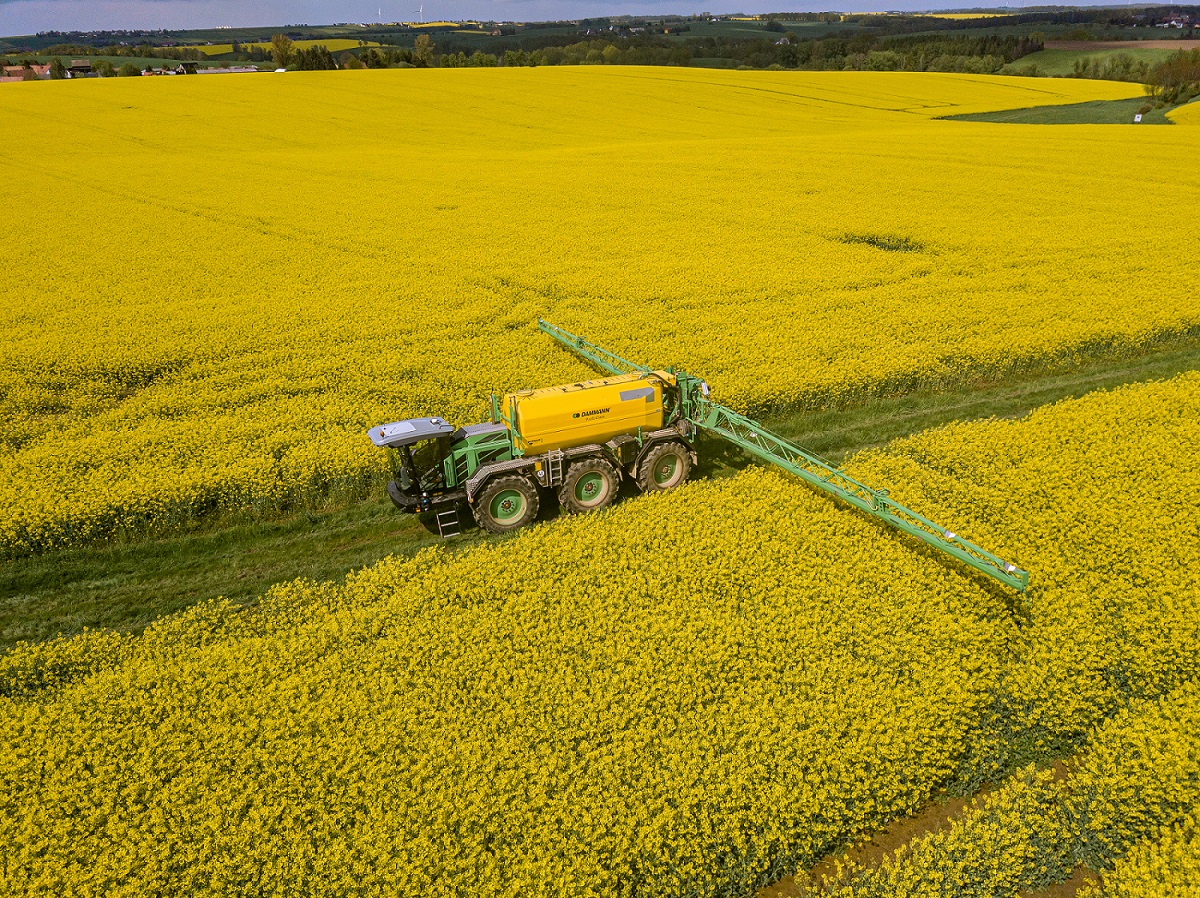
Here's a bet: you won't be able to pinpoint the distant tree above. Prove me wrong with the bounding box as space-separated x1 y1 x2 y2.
340 52 366 69
231 40 242 54
778 34 799 67
49 57 67 79
118 62 141 77
93 59 116 77
294 45 337 70
270 34 295 69
413 34 434 67
1146 49 1200 104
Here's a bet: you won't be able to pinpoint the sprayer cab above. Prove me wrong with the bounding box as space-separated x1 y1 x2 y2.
368 417 456 511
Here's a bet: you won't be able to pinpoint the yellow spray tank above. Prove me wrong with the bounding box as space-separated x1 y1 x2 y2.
502 370 677 455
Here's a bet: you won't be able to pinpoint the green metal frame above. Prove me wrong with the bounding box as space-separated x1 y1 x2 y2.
539 319 1030 593
537 319 649 376
488 392 526 458
444 428 512 488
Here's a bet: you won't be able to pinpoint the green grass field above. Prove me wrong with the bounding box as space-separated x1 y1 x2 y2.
945 96 1175 124
5 339 1199 650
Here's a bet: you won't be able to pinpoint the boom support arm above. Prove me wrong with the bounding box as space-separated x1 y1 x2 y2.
538 318 1029 593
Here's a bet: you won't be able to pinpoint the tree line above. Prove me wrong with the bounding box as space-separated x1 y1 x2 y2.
41 43 207 60
429 32 1044 75
1146 48 1200 103
266 35 435 70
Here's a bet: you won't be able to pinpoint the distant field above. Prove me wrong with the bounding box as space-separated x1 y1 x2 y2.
1002 46 1180 76
185 38 379 56
924 12 1015 19
1045 39 1200 51
676 20 796 39
689 57 740 69
856 12 1013 20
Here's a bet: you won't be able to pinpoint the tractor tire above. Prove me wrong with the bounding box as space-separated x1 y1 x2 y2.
474 475 540 534
637 441 691 493
558 457 620 515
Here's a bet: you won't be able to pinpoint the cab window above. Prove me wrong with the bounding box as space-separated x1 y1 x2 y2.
411 437 448 489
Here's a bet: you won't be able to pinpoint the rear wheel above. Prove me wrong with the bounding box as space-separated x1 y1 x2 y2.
474 475 539 534
559 458 619 515
637 441 691 493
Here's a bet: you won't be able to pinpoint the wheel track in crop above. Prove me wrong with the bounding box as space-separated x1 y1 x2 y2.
756 760 1102 898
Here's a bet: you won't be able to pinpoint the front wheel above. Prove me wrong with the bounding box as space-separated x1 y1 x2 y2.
474 475 540 534
559 458 619 515
637 442 691 493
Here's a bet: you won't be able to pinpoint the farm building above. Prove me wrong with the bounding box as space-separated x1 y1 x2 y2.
0 64 49 82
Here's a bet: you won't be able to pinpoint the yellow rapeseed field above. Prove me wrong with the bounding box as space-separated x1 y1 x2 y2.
2 69 1196 555
2 373 1197 896
847 375 1200 749
817 679 1200 896
1084 813 1200 897
920 12 1016 18
184 38 379 55
1167 98 1200 124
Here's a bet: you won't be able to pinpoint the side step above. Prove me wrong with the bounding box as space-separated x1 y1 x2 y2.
434 507 462 539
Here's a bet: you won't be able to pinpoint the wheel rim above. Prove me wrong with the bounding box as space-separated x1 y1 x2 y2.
489 488 525 523
654 455 680 487
574 471 608 506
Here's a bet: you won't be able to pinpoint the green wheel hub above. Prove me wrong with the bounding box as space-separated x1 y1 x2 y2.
489 488 526 522
654 455 680 486
575 471 606 504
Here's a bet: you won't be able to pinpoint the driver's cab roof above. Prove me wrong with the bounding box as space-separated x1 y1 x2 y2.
368 417 454 448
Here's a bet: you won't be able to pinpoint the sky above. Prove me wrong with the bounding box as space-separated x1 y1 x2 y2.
0 0 1082 37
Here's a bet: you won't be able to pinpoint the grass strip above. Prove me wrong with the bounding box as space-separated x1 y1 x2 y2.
943 96 1174 125
3 338 1198 650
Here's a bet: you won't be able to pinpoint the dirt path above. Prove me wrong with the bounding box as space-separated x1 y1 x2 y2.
757 792 984 896
758 762 1100 897
1045 40 1200 50
1022 866 1100 898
